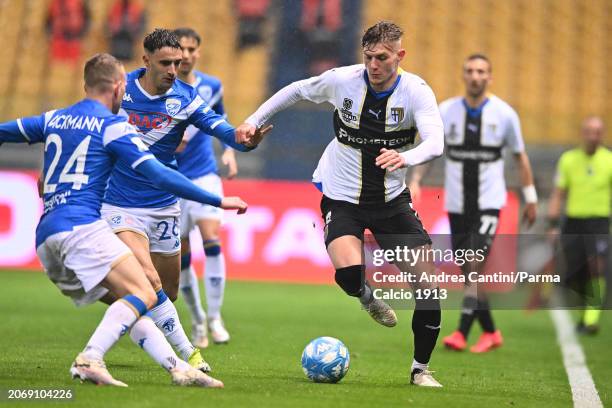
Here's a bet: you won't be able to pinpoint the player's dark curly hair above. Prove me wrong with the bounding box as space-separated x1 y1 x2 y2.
143 28 181 53
173 27 201 46
361 21 403 49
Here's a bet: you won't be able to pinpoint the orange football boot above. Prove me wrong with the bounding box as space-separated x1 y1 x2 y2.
470 330 503 353
443 330 467 351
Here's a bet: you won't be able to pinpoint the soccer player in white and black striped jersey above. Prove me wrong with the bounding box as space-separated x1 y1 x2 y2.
410 54 538 353
237 21 445 387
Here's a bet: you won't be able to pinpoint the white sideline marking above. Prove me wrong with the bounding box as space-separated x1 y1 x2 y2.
550 309 603 408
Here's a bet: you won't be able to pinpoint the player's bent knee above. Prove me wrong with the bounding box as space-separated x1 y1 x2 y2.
199 219 221 240
122 294 150 317
144 267 162 291
134 286 158 310
203 239 221 257
335 265 364 297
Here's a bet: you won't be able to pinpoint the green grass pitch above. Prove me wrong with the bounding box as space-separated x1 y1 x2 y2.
1 271 610 407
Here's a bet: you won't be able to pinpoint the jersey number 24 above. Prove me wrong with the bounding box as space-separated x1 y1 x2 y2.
43 134 91 194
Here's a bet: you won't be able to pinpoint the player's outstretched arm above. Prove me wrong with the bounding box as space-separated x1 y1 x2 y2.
135 159 248 214
187 104 253 152
104 122 248 214
237 70 336 145
0 115 46 145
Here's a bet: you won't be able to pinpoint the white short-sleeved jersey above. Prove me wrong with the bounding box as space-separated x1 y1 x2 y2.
440 95 524 213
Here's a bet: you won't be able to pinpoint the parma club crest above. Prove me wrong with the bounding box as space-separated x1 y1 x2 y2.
390 107 404 123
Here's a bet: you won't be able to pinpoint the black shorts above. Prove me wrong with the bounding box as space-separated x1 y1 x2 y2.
561 217 609 289
448 209 500 255
320 190 431 250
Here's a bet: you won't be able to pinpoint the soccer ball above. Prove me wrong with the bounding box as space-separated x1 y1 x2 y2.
301 336 350 383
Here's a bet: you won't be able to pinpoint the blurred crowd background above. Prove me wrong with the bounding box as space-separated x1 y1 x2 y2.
0 0 609 197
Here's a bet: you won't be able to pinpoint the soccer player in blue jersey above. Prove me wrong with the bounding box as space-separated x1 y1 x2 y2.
173 27 234 348
0 53 250 387
100 29 267 372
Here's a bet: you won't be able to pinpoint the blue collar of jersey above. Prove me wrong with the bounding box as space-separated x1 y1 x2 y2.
363 70 402 99
462 97 490 118
81 98 111 114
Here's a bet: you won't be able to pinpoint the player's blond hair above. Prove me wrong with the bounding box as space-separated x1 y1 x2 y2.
362 21 403 49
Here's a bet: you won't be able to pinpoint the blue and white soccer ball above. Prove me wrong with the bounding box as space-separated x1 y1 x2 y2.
301 336 350 383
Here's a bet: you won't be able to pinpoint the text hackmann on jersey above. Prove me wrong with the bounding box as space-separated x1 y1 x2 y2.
47 115 104 133
372 271 561 284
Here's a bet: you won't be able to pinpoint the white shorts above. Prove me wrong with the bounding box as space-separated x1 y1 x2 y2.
36 220 133 307
179 173 224 239
101 202 181 255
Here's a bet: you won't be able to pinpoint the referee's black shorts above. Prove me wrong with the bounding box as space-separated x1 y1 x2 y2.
320 189 431 250
561 217 609 289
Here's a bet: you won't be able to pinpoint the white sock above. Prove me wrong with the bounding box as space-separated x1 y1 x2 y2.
129 316 191 372
205 253 226 320
179 265 206 325
148 298 195 360
411 359 428 372
83 300 139 360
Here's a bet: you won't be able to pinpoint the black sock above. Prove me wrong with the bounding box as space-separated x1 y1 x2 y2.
458 296 478 339
334 265 364 297
477 298 496 333
412 297 441 365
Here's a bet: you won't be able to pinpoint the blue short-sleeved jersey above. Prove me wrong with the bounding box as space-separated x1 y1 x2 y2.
176 71 226 179
104 68 245 208
0 99 154 247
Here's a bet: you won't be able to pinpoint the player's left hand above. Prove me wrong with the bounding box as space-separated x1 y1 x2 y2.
221 148 238 179
522 202 537 227
221 196 248 214
375 148 405 172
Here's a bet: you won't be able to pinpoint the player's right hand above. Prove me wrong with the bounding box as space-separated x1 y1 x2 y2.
245 124 273 147
235 123 256 144
221 196 248 214
236 123 273 147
